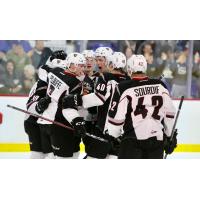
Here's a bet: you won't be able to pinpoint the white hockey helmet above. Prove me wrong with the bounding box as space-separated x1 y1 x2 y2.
95 47 113 62
65 52 86 69
111 52 126 69
82 50 95 58
127 55 147 74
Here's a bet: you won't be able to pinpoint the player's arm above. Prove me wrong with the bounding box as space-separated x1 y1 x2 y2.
162 88 176 137
62 75 111 109
38 65 49 83
82 75 111 108
32 80 51 114
62 90 86 136
107 85 128 138
27 84 49 115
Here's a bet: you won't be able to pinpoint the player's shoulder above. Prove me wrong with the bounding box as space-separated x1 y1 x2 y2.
50 67 63 74
119 73 131 81
64 71 81 88
101 72 115 82
148 78 168 89
117 79 135 93
117 77 167 93
40 64 51 73
36 79 47 89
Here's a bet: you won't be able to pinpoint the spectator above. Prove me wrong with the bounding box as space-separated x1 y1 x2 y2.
6 44 31 73
124 46 134 59
8 40 32 54
137 41 153 55
193 52 200 97
157 50 176 92
171 52 187 97
30 40 52 69
0 60 22 94
119 40 137 52
21 64 36 94
143 43 153 55
145 53 162 78
0 51 7 80
142 43 163 78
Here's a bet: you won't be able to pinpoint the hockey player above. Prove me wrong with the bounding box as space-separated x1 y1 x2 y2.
81 50 98 134
95 47 113 74
24 50 67 159
38 52 87 159
63 51 130 159
107 55 177 159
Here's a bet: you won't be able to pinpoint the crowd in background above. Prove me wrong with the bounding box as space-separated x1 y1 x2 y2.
0 40 200 98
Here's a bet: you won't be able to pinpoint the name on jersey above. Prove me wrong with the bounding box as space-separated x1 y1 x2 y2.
134 86 159 97
49 75 62 89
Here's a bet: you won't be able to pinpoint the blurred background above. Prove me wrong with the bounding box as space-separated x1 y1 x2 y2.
0 40 199 98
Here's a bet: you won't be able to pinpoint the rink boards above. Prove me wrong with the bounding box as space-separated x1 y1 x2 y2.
0 95 200 152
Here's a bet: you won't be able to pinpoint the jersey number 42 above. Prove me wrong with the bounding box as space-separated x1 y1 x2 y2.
134 96 163 120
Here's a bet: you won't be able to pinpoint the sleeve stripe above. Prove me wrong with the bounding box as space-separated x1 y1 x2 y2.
108 119 124 126
37 86 47 91
95 92 106 103
26 100 37 109
166 115 175 119
108 117 125 126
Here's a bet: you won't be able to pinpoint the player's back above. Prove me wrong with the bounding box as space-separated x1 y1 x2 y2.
111 77 172 140
38 67 81 124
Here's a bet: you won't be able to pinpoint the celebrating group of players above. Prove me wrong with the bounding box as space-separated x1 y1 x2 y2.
24 47 178 159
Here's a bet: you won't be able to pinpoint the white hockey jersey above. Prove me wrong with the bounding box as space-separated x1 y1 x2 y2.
37 68 82 125
108 76 176 141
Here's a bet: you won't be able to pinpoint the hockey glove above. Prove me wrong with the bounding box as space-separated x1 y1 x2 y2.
62 94 82 109
164 129 178 154
71 117 86 137
102 131 121 156
35 96 51 114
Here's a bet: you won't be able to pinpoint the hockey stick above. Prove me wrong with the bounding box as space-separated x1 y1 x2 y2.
7 104 74 131
164 95 184 159
7 104 108 143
